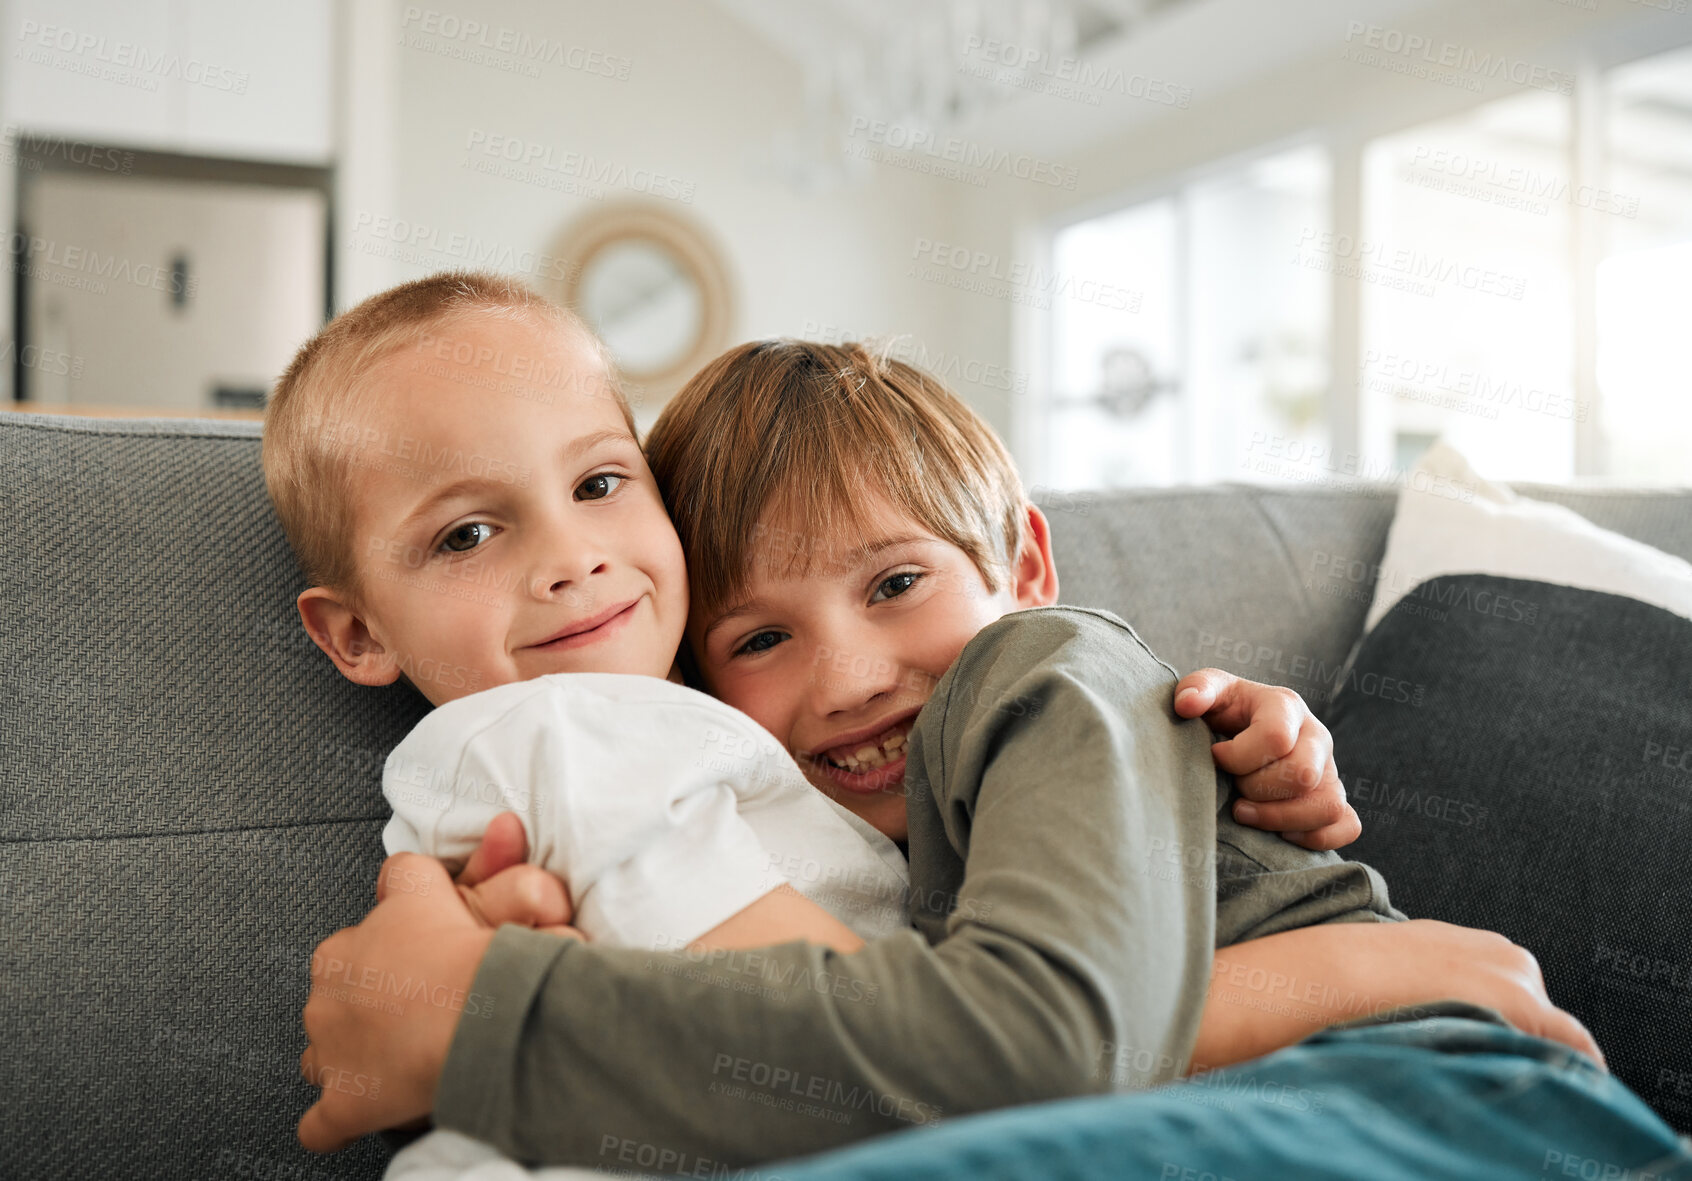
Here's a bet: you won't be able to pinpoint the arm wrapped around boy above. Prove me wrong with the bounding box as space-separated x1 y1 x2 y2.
432 607 1399 1168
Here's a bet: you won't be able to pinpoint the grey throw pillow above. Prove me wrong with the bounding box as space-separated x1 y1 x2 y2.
1327 574 1692 1134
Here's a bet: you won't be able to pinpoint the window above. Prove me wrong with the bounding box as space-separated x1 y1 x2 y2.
1045 145 1330 489
1361 90 1576 482
1596 46 1692 483
1042 42 1692 486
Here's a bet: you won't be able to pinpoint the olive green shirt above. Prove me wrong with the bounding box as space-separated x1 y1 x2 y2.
433 607 1400 1170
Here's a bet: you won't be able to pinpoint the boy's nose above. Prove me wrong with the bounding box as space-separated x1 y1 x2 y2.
808 638 904 717
532 562 608 604
526 512 613 602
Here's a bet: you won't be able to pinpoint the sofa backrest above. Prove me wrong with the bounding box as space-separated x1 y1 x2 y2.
1042 480 1692 711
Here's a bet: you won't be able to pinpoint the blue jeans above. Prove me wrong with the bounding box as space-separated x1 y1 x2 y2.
768 1009 1692 1180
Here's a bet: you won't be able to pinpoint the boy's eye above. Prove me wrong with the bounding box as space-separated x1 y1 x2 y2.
871 571 923 603
735 630 787 657
441 522 493 553
575 473 625 501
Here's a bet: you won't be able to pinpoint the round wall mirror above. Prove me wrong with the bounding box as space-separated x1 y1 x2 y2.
549 204 734 401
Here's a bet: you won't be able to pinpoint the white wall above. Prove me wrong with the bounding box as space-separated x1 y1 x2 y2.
371 0 966 422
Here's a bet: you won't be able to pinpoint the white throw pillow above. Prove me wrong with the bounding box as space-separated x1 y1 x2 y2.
1364 441 1692 633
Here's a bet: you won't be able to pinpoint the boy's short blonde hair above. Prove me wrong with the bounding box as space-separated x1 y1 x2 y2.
262 270 632 600
643 338 1028 621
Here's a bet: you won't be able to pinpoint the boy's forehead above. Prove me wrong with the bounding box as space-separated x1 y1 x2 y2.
358 315 617 430
334 326 630 520
734 493 947 605
397 311 610 397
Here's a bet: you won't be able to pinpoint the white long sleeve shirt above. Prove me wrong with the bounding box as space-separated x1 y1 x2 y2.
381 672 910 947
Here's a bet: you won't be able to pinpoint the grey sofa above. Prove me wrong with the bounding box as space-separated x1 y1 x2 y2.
4 410 1689 1180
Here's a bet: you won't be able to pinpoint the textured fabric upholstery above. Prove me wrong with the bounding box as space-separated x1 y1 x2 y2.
1043 482 1692 710
3 409 1688 1178
3 413 422 1181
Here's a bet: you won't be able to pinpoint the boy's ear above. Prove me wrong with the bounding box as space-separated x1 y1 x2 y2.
296 587 402 687
1008 504 1060 609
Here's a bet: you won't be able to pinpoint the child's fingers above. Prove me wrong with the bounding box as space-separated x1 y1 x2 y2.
1210 688 1310 759
1229 719 1335 799
1173 669 1228 718
1232 796 1361 850
454 811 530 888
461 865 573 930
374 853 450 903
1211 710 1312 780
297 1091 359 1155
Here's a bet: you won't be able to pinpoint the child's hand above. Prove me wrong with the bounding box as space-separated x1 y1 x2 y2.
300 856 492 1153
446 811 580 937
1174 669 1361 851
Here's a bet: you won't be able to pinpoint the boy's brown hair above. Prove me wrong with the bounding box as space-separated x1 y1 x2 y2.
262 270 632 601
643 338 1028 621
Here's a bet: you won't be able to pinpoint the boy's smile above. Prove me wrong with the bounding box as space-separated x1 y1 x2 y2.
688 490 1057 842
296 314 689 706
524 596 644 652
805 707 920 796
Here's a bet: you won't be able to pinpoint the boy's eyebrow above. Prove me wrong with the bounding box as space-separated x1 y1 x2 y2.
701 533 930 643
395 427 636 533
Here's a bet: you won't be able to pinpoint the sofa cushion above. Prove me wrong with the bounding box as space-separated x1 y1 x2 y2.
1328 577 1692 1133
2 412 425 1180
1358 442 1692 633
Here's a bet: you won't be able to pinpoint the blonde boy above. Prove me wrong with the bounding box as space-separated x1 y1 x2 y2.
264 272 916 960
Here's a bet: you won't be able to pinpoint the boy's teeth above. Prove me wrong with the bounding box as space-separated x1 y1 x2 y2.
826 722 912 772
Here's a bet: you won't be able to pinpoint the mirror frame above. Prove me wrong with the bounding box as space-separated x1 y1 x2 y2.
548 202 735 399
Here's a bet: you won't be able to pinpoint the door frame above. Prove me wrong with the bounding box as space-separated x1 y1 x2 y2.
11 144 333 403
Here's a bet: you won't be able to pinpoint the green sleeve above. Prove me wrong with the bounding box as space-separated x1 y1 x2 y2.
432 607 1221 1168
